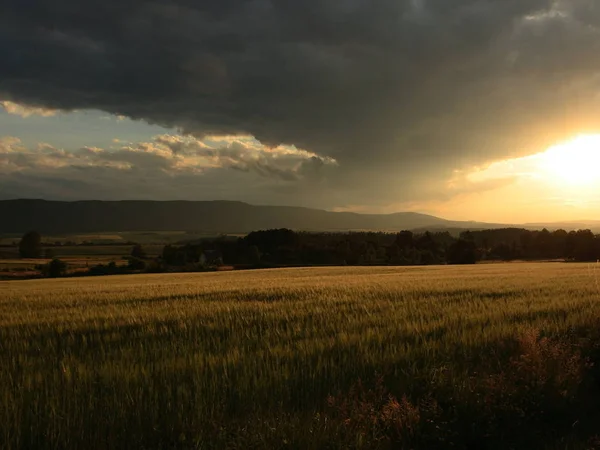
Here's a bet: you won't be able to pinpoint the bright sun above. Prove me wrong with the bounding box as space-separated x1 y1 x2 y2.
539 134 600 186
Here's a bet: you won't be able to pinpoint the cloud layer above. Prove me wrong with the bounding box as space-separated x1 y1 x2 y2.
0 135 337 203
1 0 600 210
1 101 57 117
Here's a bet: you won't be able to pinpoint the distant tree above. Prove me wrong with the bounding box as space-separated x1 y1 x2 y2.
47 258 67 278
416 232 439 254
552 229 568 259
520 231 534 258
128 257 147 270
44 248 56 259
19 231 43 258
447 239 478 265
490 243 515 261
419 250 438 265
363 242 378 264
131 244 147 259
460 230 475 242
395 231 414 250
248 245 261 265
566 229 598 261
386 243 401 264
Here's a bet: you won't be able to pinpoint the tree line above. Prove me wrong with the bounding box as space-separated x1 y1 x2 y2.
158 228 600 269
14 227 600 279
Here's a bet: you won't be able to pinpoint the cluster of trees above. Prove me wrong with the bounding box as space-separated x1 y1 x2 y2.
466 228 600 262
158 229 477 268
12 226 600 279
158 227 600 268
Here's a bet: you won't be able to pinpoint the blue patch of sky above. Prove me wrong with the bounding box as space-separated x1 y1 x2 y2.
0 109 176 149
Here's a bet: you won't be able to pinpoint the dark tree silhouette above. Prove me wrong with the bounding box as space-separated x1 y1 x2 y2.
47 258 67 278
248 245 261 265
128 257 147 270
19 231 43 258
131 244 147 259
395 231 414 250
447 239 478 265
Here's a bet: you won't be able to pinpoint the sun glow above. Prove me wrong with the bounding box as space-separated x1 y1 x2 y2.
539 135 600 186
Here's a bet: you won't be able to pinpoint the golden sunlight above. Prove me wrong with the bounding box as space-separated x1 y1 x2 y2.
538 135 600 186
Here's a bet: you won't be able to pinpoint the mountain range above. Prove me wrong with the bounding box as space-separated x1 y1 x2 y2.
0 199 597 234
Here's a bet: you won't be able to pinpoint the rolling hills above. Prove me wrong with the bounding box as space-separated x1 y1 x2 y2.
0 199 501 234
1 199 598 234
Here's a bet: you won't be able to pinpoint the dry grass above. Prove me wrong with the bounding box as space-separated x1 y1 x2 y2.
2 263 600 448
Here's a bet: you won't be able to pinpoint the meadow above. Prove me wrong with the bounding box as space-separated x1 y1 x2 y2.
2 263 600 449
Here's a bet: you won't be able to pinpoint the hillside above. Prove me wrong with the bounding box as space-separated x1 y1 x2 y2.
0 199 502 234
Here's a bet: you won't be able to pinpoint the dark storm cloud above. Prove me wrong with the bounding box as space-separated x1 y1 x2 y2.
2 0 600 204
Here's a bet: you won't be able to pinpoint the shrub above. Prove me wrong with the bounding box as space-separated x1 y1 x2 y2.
325 375 442 448
131 244 147 259
127 257 147 271
46 258 67 278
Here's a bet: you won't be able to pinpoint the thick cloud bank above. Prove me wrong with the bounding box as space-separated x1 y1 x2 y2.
1 0 600 208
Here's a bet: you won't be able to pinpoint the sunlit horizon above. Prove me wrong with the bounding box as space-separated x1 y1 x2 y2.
391 134 600 224
540 135 600 187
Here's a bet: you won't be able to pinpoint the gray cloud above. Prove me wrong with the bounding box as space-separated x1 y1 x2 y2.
0 135 338 203
1 0 600 206
0 135 335 179
0 100 58 117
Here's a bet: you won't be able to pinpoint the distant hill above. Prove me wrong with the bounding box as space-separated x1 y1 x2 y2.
0 199 504 234
1 199 597 234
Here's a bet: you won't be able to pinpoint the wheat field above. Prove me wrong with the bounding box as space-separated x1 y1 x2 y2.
2 263 600 449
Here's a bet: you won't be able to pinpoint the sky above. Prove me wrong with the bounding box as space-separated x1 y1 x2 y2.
1 0 600 223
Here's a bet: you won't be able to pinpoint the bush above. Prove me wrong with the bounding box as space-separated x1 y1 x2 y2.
321 330 598 449
127 257 147 271
131 244 147 259
87 262 127 276
325 375 443 448
45 258 67 278
144 260 166 273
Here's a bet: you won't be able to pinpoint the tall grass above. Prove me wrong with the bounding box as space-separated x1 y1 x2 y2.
1 263 600 448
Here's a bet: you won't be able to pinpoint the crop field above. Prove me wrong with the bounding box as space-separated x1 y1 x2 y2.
2 263 600 449
0 244 165 258
0 257 130 280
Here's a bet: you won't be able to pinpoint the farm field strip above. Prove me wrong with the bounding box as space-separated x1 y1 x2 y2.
2 263 600 448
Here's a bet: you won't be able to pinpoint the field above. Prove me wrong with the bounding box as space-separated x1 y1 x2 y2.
0 256 131 280
0 244 165 259
0 231 234 246
2 263 600 449
0 230 229 279
0 244 163 279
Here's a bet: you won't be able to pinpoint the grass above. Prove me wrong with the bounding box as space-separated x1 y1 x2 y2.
2 263 600 449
